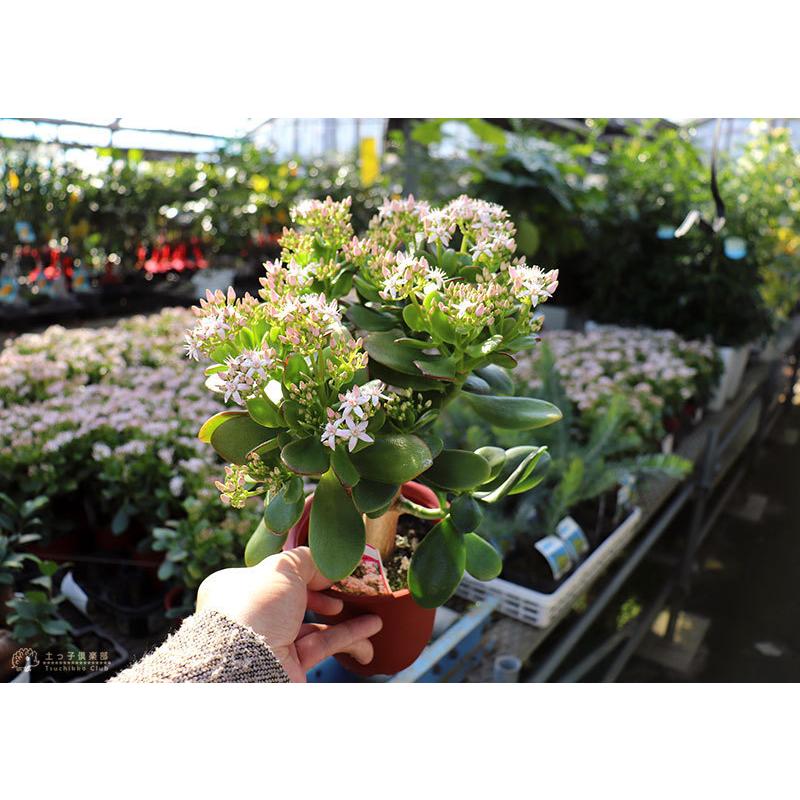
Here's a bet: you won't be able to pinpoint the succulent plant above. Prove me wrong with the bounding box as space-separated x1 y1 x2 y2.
188 194 562 607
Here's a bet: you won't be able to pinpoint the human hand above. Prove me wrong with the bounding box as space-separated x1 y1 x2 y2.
196 547 382 682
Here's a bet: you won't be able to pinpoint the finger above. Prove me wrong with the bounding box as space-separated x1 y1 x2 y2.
307 590 344 616
299 622 327 637
296 625 375 667
344 638 375 666
295 614 383 671
274 546 333 591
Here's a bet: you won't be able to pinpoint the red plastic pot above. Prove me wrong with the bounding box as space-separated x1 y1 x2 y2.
285 481 439 677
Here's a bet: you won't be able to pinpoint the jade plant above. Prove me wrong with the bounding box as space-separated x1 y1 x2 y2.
185 194 562 607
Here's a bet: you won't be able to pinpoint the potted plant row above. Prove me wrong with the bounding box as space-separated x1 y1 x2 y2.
187 194 562 674
450 350 693 627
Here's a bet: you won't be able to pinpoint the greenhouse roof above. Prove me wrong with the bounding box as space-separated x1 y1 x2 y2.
0 116 267 154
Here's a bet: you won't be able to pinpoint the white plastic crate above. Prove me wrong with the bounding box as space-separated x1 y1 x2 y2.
456 507 643 629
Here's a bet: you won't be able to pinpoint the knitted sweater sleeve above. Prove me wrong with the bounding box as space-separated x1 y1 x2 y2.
109 609 290 683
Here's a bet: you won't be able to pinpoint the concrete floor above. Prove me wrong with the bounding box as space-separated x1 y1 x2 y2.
624 399 800 682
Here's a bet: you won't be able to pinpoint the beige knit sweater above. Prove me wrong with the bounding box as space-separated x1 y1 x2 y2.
110 609 290 683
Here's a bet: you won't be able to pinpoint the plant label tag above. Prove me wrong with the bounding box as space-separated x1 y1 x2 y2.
335 543 392 596
555 516 590 559
661 433 674 454
616 473 636 510
535 535 573 581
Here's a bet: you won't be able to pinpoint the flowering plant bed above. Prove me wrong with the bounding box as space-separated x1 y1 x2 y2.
456 506 642 628
516 324 721 444
187 194 562 620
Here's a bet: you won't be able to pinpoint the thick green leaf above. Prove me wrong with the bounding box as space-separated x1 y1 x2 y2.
462 373 492 394
505 334 540 352
246 396 284 428
349 434 433 484
364 331 442 376
210 415 277 465
418 431 443 460
466 334 504 359
408 519 465 608
364 331 423 375
353 274 383 303
368 360 445 392
474 365 515 396
474 446 548 503
281 437 330 476
309 470 365 581
402 305 428 332
464 394 562 430
475 446 506 481
283 353 310 385
414 356 457 381
331 447 361 487
464 533 502 581
244 519 288 566
423 449 491 491
394 336 431 350
198 410 247 443
450 495 483 533
429 308 457 343
265 479 306 533
488 352 517 369
352 480 400 514
509 450 551 495
346 304 398 332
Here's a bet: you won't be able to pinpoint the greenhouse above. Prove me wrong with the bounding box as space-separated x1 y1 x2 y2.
2 113 800 692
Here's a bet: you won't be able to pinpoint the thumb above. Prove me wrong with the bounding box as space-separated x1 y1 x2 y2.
272 546 333 591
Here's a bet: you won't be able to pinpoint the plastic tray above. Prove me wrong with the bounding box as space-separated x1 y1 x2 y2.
456 507 643 629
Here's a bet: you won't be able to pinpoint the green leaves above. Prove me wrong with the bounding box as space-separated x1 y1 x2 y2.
204 412 277 464
402 304 427 332
475 446 506 481
408 518 466 608
464 393 562 430
449 495 483 533
464 533 502 581
281 437 330 476
352 480 400 515
330 447 360 487
246 396 284 428
349 434 433 484
473 365 514 395
413 355 457 381
364 331 426 375
346 304 398 332
264 477 305 534
198 410 245 443
474 446 549 503
309 470 365 581
364 331 455 382
244 519 288 567
423 449 491 491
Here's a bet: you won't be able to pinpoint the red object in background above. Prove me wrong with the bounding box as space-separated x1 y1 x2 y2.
285 482 440 677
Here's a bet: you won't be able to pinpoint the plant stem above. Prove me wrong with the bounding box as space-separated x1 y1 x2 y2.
397 496 444 520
